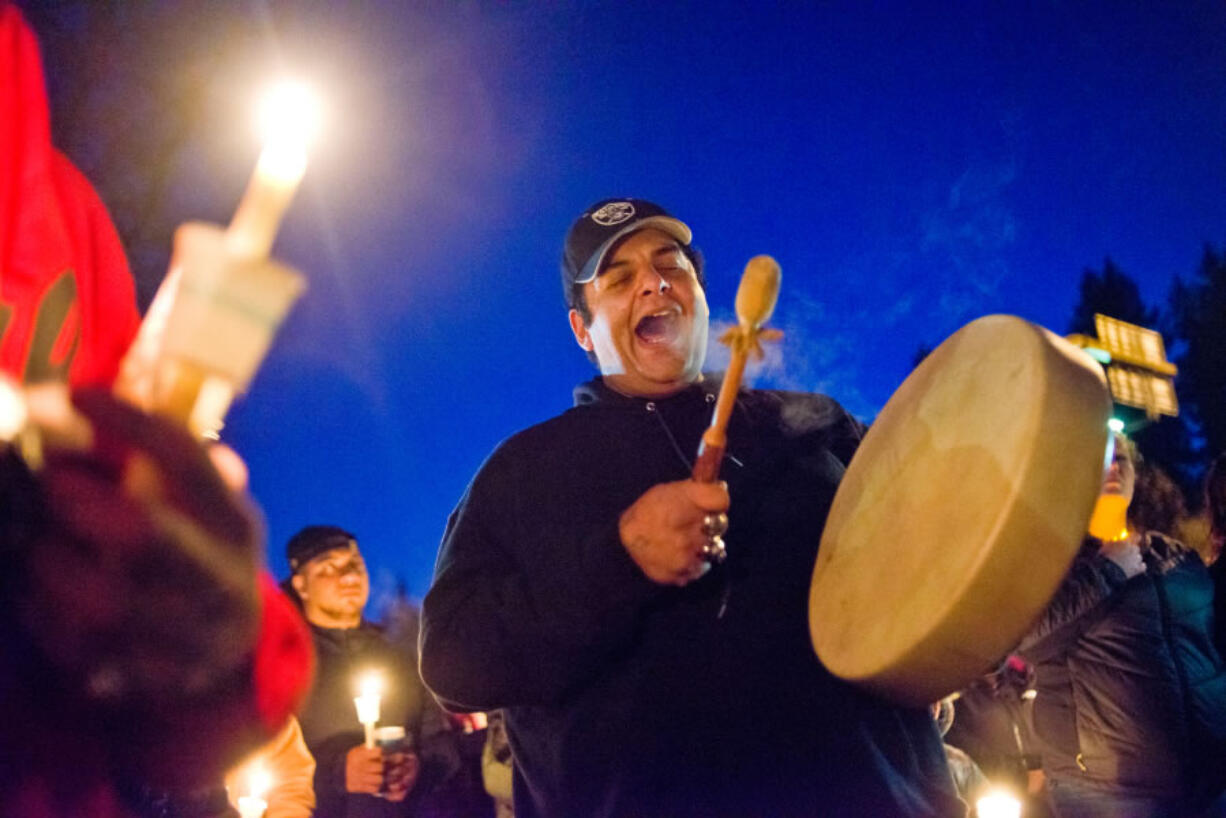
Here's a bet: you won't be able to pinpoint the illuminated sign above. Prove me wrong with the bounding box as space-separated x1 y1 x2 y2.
1065 314 1179 418
1106 365 1179 417
1094 314 1177 376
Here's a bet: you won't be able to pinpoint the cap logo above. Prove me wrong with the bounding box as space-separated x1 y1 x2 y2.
590 201 635 226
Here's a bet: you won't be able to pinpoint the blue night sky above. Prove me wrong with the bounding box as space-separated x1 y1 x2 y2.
81 2 1225 605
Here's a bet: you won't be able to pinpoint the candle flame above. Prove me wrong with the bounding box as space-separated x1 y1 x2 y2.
358 671 382 699
247 764 272 799
975 789 1021 818
256 142 307 188
255 81 321 187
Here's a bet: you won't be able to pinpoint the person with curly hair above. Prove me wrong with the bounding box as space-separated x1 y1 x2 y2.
1019 433 1226 818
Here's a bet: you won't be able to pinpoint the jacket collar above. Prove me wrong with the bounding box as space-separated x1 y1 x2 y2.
573 375 720 409
309 619 382 648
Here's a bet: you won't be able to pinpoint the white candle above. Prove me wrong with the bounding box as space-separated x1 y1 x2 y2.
354 672 383 748
226 80 321 261
976 789 1021 818
0 374 27 442
236 765 272 818
236 796 267 818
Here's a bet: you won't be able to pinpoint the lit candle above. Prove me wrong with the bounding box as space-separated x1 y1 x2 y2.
226 80 321 261
236 764 271 818
976 789 1021 818
1088 493 1130 542
0 374 27 443
111 79 314 440
354 672 383 749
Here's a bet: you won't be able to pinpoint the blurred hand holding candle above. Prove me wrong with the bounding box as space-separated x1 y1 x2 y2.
354 672 383 748
114 80 321 438
236 764 271 818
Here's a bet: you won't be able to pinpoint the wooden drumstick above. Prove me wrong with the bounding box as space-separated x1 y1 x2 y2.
692 254 783 483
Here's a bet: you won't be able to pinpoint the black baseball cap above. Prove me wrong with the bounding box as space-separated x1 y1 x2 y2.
286 525 358 572
562 198 693 286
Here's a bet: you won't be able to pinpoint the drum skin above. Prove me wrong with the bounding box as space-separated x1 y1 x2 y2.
809 314 1111 706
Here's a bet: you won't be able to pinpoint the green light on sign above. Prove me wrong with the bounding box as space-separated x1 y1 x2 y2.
1084 347 1112 365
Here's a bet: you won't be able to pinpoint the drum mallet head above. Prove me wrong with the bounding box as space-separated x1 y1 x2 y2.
735 255 781 330
721 255 783 356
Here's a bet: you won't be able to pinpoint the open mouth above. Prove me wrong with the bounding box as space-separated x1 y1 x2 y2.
635 310 680 344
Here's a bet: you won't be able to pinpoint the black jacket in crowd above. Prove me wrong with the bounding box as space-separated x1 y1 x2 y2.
298 621 426 817
420 377 963 818
1019 532 1226 806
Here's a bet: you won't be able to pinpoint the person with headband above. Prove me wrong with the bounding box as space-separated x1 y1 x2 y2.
286 526 428 816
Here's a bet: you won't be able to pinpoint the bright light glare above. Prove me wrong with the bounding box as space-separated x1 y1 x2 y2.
1108 417 1125 433
358 671 383 699
257 80 322 146
247 765 272 799
0 375 27 441
354 671 383 726
976 789 1021 818
255 80 322 185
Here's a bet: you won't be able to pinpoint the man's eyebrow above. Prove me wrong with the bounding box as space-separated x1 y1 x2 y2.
652 244 684 260
601 242 683 274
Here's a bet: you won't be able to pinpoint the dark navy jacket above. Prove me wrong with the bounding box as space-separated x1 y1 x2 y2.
299 621 425 817
1020 533 1226 803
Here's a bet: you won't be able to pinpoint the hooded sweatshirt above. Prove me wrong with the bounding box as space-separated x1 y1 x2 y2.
422 376 963 818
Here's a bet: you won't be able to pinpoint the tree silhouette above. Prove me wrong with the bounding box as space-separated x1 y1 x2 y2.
1067 258 1158 335
1168 244 1226 473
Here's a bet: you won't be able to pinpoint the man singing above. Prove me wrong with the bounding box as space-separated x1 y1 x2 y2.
420 199 963 817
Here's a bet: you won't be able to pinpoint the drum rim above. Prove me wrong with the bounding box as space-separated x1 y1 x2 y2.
808 314 1109 705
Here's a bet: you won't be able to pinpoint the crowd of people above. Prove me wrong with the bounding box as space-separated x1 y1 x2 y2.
940 436 1226 818
5 3 1226 816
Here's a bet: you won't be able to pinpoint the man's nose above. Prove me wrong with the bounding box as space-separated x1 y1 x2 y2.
639 268 670 296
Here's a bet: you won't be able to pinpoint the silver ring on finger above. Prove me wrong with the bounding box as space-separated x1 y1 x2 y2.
701 512 728 538
700 534 727 564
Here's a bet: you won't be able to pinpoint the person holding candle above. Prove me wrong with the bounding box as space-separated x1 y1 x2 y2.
419 198 963 817
0 5 313 815
223 717 317 818
286 525 435 816
1017 433 1226 817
